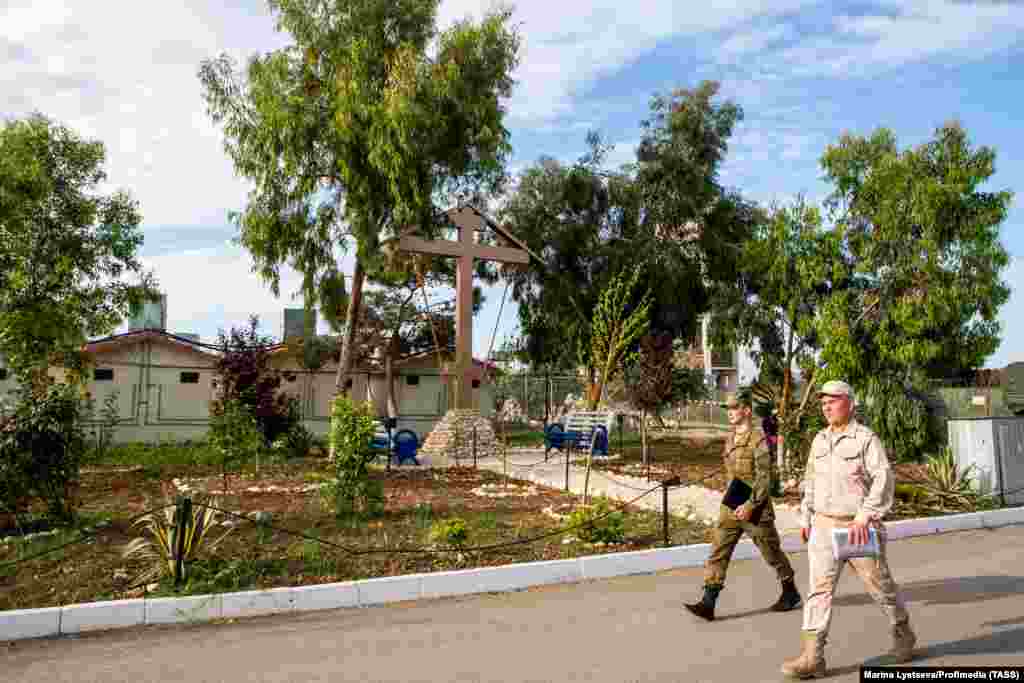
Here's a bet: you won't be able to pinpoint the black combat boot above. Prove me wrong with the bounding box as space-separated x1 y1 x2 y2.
771 578 803 612
684 585 722 622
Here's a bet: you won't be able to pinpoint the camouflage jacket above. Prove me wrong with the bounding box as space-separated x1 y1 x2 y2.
798 420 895 527
723 427 771 509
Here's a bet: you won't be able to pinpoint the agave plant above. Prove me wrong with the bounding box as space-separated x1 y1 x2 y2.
924 448 977 495
918 447 985 511
122 497 233 585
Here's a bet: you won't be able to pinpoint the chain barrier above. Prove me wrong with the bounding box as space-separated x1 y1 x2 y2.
0 502 176 571
196 482 665 558
6 472 1024 604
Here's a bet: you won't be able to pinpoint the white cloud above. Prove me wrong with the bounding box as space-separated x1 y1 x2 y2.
1 0 74 42
719 23 794 60
1 1 288 227
770 1 1024 78
436 0 817 123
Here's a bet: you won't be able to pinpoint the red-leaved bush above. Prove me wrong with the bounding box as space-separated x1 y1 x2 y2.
211 316 299 446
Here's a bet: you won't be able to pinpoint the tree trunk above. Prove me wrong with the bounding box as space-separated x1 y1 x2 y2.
583 447 592 506
640 408 648 467
544 370 551 426
586 381 602 411
778 314 796 471
330 256 365 460
335 256 365 396
385 346 398 419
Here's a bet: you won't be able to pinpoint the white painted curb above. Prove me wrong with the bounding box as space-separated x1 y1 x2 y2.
2 506 1022 642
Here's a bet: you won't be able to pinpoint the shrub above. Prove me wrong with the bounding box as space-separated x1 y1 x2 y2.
211 315 300 447
430 518 468 547
567 496 626 544
328 395 382 517
271 422 316 460
207 398 264 484
0 384 87 523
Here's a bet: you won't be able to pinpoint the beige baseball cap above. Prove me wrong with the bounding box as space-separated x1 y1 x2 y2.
818 380 854 399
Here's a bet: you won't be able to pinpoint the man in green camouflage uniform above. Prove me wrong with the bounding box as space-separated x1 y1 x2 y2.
684 388 801 621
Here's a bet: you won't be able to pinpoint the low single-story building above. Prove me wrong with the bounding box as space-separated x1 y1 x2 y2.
0 330 496 444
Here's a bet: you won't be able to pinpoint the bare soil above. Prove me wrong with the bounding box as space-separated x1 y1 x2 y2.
0 458 708 612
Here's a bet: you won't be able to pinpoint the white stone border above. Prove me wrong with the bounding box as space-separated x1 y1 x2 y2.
2 507 1022 642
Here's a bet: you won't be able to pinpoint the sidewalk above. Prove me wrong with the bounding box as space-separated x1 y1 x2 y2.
476 447 806 535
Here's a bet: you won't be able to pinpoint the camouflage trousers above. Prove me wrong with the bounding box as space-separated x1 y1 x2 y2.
704 503 795 588
802 513 911 641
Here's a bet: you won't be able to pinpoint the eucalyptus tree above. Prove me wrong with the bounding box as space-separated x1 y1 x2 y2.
714 122 1013 462
501 82 759 388
199 0 520 398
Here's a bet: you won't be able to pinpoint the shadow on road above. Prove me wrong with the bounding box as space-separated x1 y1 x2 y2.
834 575 1024 608
862 626 1024 665
713 606 779 622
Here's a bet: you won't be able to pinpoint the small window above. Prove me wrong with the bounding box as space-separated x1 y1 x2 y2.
406 375 420 386
344 378 353 389
94 368 114 381
0 368 7 381
180 372 200 384
471 379 481 389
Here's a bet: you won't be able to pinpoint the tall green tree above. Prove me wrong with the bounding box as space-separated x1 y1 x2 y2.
0 114 157 390
815 121 1012 459
198 0 520 402
714 121 1013 463
501 82 758 381
710 197 838 466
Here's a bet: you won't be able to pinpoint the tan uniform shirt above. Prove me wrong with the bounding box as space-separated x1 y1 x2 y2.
799 420 895 528
724 426 771 509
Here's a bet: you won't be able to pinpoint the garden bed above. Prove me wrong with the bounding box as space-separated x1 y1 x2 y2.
0 456 709 612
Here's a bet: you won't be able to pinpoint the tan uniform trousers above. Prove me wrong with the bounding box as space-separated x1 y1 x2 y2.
803 513 910 641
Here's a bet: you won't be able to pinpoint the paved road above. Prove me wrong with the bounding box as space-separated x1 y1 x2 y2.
6 526 1024 682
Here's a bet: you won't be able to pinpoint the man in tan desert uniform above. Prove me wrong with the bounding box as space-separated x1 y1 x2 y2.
782 380 916 679
684 388 801 621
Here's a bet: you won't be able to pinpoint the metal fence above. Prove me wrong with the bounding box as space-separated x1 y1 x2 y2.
492 372 731 428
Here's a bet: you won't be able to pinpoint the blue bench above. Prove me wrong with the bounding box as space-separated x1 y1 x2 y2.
392 429 421 466
370 419 421 466
544 411 614 459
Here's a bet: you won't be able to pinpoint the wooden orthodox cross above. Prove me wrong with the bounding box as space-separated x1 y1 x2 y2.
398 206 530 411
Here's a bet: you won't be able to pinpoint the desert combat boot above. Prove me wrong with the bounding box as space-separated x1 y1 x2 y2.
781 630 827 679
872 621 917 665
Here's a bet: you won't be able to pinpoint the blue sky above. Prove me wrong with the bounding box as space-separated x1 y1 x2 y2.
2 0 1021 368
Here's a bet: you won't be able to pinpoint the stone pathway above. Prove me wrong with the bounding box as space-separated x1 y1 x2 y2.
477 448 805 535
